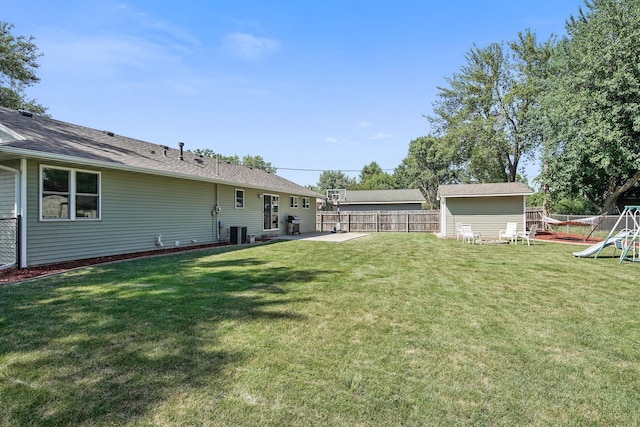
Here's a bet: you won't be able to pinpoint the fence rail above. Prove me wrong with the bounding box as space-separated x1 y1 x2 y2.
0 217 17 270
316 210 439 233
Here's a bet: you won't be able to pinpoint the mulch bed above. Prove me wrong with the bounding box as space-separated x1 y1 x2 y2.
0 242 234 285
535 230 602 244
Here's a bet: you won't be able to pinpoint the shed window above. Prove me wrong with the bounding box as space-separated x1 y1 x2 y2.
41 166 100 220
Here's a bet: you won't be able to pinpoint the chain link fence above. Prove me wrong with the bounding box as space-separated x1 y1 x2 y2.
0 217 17 270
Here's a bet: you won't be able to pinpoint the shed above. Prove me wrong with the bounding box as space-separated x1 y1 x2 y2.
438 182 533 239
337 189 425 212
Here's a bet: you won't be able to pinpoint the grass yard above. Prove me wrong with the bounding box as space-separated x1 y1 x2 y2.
1 234 639 426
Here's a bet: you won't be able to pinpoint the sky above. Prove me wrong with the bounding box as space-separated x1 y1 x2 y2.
4 0 586 188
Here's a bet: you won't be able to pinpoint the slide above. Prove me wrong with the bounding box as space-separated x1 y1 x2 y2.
573 229 632 258
572 238 622 257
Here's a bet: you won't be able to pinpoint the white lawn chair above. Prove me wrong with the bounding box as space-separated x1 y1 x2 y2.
461 224 482 244
499 222 518 243
455 223 464 240
518 223 538 246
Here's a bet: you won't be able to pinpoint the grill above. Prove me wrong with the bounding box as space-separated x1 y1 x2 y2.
286 215 302 235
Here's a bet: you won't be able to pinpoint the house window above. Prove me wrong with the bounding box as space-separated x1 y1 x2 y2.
235 189 245 209
290 196 299 209
302 197 310 209
41 166 100 220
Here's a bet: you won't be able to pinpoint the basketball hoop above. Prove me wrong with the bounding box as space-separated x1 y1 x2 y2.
326 189 346 204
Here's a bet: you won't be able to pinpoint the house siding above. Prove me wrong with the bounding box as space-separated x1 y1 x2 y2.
26 161 218 265
23 160 318 266
444 196 525 239
0 167 16 217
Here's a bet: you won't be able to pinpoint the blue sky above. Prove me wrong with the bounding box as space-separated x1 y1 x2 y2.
5 1 585 187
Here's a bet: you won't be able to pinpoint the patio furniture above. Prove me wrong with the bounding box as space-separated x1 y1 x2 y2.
455 223 465 240
461 224 482 244
499 222 518 243
518 223 538 246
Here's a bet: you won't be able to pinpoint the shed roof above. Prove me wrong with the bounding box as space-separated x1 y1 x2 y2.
0 107 322 198
341 189 426 204
438 182 533 198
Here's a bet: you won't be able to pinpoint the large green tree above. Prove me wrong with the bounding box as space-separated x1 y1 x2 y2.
431 29 555 182
313 170 356 194
541 0 640 214
356 161 397 190
394 135 462 209
0 22 47 114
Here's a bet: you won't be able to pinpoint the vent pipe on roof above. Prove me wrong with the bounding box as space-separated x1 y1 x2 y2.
179 142 184 161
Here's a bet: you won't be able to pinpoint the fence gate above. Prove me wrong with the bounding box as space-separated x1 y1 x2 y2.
0 217 17 270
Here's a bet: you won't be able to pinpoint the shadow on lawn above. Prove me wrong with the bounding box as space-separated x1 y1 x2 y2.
0 252 330 425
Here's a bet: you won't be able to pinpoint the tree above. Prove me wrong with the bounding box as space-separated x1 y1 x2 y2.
313 170 356 194
241 155 277 173
192 149 276 173
541 0 640 214
394 135 462 209
356 161 397 190
0 22 47 114
430 29 555 182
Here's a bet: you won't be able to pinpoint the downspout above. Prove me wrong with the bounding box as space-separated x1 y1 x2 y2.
215 183 220 242
19 158 27 268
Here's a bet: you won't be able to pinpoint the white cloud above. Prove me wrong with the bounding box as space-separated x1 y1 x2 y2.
221 32 280 60
324 137 339 143
358 121 371 128
369 133 392 140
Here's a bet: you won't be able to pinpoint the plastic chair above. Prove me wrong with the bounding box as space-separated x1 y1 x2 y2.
461 224 481 244
518 223 538 246
499 222 518 243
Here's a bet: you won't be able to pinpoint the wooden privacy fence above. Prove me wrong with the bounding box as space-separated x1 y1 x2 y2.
316 210 440 233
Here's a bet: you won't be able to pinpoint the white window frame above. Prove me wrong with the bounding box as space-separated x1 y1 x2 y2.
40 165 101 221
235 188 245 209
263 193 279 231
302 197 310 209
290 195 299 209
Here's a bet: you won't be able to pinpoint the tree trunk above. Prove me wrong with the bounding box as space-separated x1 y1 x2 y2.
601 171 640 214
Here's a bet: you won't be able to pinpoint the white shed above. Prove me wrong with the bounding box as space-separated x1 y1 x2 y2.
438 182 533 239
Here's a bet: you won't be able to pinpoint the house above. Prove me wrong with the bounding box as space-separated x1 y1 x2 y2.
438 182 533 239
0 107 322 268
336 189 426 211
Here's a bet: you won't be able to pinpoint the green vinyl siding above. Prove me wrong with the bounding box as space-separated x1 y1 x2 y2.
0 167 16 217
445 196 525 239
26 161 217 266
23 160 319 266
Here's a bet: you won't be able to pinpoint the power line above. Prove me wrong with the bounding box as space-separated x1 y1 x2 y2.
275 166 396 172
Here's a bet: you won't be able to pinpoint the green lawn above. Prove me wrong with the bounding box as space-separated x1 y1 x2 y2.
1 234 639 426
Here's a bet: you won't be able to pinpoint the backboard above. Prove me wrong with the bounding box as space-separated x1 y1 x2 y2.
326 189 347 203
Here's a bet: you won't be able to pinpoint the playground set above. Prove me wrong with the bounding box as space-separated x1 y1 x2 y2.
571 206 640 263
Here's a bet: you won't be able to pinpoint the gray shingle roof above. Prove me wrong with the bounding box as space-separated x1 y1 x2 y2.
342 189 425 204
0 107 322 198
438 182 533 198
